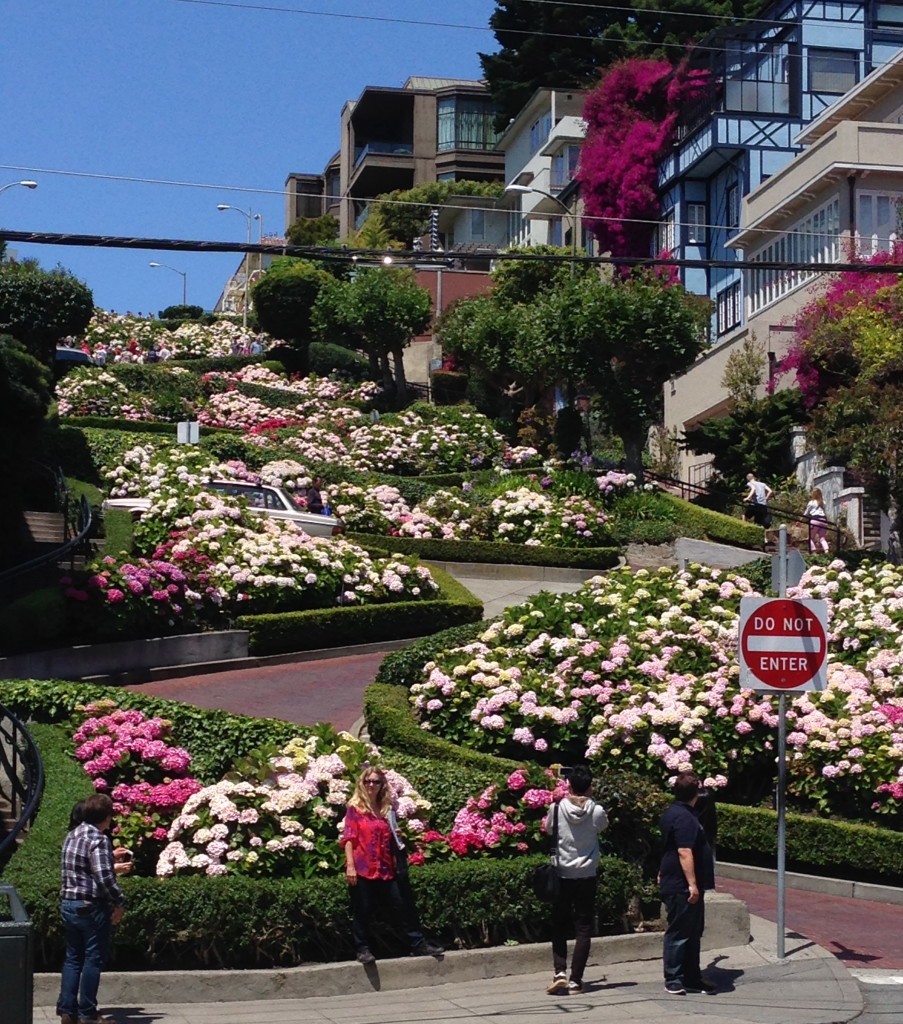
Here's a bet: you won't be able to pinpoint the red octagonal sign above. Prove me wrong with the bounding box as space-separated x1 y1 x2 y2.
739 597 828 691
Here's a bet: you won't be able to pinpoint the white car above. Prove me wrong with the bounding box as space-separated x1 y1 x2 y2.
103 480 345 538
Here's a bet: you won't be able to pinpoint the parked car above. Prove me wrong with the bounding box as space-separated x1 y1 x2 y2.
103 480 345 538
54 346 93 380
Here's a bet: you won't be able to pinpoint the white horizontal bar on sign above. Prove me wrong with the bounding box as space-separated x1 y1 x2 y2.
747 636 822 653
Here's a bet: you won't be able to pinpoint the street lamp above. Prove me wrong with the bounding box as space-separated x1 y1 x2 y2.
504 183 579 272
216 204 254 329
0 180 38 197
149 262 188 306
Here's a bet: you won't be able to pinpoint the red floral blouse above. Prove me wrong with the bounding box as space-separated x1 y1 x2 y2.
340 805 396 880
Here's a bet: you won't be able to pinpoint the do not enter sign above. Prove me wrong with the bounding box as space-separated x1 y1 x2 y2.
739 597 828 691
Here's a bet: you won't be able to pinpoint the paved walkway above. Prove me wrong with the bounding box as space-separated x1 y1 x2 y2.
32 916 863 1024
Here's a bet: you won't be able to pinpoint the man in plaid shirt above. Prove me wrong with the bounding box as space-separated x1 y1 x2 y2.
56 793 125 1024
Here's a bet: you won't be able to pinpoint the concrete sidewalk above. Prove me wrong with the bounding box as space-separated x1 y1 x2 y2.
32 914 863 1024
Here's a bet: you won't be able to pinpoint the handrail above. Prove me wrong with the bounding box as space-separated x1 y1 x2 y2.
644 470 845 553
0 492 93 588
0 704 44 863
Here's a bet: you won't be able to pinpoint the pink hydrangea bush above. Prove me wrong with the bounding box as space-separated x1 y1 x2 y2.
412 562 903 822
72 700 203 864
157 731 428 878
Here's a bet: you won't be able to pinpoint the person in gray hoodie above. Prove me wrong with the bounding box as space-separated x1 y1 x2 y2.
543 766 609 995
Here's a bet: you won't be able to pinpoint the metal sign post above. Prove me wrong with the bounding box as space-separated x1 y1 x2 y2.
738 525 828 960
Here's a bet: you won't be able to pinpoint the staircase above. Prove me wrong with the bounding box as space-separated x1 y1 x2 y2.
20 511 65 547
862 500 884 550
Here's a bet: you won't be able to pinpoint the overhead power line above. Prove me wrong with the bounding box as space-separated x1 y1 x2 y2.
2 227 902 276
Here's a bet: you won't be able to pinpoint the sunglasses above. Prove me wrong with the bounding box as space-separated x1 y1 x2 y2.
364 779 383 786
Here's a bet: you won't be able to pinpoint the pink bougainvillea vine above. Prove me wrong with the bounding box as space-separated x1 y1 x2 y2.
578 57 709 259
768 241 903 404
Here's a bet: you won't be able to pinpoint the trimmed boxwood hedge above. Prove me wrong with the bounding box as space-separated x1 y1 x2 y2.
666 495 764 549
348 532 620 570
237 566 482 656
717 804 903 886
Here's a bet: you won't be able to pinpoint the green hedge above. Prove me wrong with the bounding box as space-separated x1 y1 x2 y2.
374 622 488 687
348 532 620 570
0 679 303 781
237 567 482 657
718 804 903 886
666 495 764 549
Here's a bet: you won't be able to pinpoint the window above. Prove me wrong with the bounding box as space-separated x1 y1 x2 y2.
717 282 742 335
876 1 903 31
529 113 553 155
551 144 581 189
808 49 858 93
687 203 707 244
658 208 676 253
437 96 500 152
857 190 903 255
748 198 841 314
726 185 740 231
471 208 485 240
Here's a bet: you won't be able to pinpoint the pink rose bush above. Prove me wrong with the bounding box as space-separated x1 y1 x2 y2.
411 562 903 823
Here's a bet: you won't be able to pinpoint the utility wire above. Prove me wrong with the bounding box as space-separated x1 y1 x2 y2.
155 0 880 59
1 227 900 275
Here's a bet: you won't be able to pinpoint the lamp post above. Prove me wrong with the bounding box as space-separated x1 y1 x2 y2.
148 262 188 305
504 183 578 273
0 180 38 197
216 204 254 329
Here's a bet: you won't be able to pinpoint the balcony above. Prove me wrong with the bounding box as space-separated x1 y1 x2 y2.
353 141 414 169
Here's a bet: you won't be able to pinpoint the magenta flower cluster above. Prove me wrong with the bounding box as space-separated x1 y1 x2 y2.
72 701 202 853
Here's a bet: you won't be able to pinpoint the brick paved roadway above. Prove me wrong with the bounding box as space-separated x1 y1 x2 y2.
718 877 903 970
124 651 385 733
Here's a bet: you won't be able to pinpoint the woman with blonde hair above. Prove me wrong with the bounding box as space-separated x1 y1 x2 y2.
804 487 830 553
340 765 443 965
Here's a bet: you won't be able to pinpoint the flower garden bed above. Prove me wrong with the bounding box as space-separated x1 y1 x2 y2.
377 560 903 829
0 681 642 969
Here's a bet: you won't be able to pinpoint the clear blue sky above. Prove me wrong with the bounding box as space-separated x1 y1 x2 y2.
3 0 497 315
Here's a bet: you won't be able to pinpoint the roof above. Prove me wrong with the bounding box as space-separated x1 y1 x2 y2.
403 77 487 92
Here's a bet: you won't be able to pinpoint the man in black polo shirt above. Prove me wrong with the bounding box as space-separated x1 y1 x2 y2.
658 771 717 996
57 793 125 1024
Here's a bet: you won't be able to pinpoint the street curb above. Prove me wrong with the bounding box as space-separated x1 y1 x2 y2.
719 861 903 907
33 894 749 1005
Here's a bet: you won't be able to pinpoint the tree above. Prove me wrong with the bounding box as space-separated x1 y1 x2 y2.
0 260 93 364
579 58 710 258
491 245 592 305
159 304 205 321
311 267 432 394
531 272 710 475
722 336 767 407
378 181 505 247
0 334 53 567
286 214 339 248
251 258 333 376
479 0 754 129
682 390 806 495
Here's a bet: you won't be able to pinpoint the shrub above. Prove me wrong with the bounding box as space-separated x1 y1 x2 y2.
666 494 763 548
348 533 620 570
717 804 903 886
431 370 469 405
374 621 488 687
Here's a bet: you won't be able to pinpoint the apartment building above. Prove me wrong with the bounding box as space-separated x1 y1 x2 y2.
665 43 903 483
285 77 504 239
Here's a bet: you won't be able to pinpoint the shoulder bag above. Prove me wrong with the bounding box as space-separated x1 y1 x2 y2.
530 800 561 902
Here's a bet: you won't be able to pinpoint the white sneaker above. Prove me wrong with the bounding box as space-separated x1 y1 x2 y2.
547 973 568 995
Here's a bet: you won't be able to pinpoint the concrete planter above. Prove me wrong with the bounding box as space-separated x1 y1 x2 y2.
0 631 249 683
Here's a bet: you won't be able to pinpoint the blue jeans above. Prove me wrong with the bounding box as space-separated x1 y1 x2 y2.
57 900 113 1020
662 891 706 987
